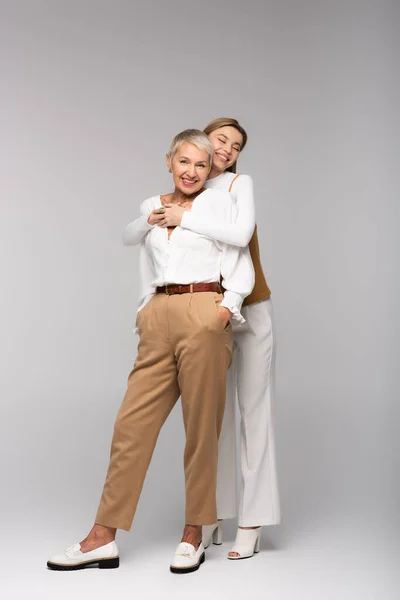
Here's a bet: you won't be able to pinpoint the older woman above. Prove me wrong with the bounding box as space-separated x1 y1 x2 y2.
47 129 254 574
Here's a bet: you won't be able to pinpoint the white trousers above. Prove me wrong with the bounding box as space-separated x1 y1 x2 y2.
216 298 281 527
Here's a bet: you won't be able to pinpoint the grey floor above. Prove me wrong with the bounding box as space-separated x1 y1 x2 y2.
4 514 397 600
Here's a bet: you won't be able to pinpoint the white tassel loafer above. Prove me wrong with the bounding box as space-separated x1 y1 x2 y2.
228 527 261 560
47 541 119 571
170 541 205 574
202 520 223 549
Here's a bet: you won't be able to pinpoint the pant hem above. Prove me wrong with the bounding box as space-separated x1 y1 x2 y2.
238 519 281 527
186 516 218 526
95 514 132 532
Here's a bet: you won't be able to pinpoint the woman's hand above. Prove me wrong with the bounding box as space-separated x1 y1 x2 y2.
158 204 187 228
217 306 232 327
147 208 166 226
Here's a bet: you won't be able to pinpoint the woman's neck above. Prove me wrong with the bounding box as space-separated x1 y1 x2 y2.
169 188 202 204
207 166 224 180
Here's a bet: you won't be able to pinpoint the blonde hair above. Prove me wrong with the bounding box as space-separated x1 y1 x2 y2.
203 117 248 173
169 129 214 164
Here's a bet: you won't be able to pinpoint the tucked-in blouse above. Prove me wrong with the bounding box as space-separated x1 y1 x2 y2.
131 189 254 325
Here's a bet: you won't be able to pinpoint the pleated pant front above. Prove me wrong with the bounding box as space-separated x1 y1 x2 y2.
96 291 232 531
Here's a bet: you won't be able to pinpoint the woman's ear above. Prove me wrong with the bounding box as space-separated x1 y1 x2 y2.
166 154 172 173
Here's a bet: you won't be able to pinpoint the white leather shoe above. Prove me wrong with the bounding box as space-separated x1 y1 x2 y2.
228 527 261 560
47 541 119 570
202 520 223 549
170 541 205 574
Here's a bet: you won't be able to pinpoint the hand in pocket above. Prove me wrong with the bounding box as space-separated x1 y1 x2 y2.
217 306 232 328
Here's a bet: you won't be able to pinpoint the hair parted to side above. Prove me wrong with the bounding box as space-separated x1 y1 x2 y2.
169 129 214 164
203 117 248 173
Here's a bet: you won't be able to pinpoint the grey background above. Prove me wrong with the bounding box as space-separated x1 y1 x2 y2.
1 0 398 598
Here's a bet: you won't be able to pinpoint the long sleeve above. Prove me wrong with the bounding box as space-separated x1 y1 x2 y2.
180 174 256 247
219 245 254 323
123 198 156 246
133 242 156 334
214 193 255 323
138 242 155 308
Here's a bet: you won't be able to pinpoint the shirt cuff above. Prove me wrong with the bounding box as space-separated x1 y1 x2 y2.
220 291 246 325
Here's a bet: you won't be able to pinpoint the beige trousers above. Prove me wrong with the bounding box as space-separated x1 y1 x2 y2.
96 291 232 531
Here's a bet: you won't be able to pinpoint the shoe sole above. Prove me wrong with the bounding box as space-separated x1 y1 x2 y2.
170 552 205 574
47 557 120 571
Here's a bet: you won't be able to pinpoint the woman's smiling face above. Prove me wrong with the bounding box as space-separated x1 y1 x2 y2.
167 142 211 195
208 126 243 173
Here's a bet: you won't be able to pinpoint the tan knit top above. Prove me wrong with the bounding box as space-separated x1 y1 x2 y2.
243 225 271 306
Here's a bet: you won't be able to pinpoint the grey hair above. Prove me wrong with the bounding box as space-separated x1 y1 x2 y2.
168 129 214 164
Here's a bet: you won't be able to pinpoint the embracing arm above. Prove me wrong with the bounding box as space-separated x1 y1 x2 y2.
123 198 156 246
219 245 255 323
216 194 255 323
180 175 256 247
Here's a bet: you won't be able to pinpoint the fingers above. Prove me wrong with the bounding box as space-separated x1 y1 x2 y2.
149 209 165 224
217 306 232 326
150 207 175 228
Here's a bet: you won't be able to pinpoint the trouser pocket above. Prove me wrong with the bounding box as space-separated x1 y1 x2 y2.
209 292 231 330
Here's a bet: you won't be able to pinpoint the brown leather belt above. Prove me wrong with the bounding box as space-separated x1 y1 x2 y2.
156 282 222 295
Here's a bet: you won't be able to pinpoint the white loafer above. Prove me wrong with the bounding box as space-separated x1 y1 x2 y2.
170 541 205 574
228 527 261 560
47 541 119 571
202 520 223 549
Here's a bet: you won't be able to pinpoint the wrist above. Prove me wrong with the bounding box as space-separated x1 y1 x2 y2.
218 306 232 318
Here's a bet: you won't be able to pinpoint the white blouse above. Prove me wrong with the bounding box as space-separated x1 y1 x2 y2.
123 172 256 249
181 172 256 247
133 189 254 325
